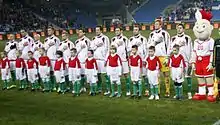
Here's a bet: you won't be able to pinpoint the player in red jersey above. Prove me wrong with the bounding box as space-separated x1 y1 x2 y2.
105 45 122 98
129 45 143 98
27 51 38 91
68 48 81 96
54 50 66 94
168 45 186 100
146 46 162 100
15 50 27 90
0 51 11 90
38 48 51 92
85 50 98 96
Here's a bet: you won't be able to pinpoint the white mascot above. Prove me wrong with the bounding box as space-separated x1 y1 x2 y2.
191 9 216 102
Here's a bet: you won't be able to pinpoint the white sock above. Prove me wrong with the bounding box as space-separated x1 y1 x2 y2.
207 84 214 96
199 84 206 95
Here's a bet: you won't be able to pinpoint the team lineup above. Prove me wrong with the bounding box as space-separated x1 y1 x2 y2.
1 19 219 102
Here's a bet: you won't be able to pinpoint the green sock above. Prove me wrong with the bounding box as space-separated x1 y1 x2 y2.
179 85 183 97
125 76 131 92
50 75 56 90
133 83 137 95
34 81 38 89
117 84 121 95
105 75 110 92
144 77 149 89
98 74 102 91
175 86 179 97
76 81 80 94
80 77 86 89
138 80 142 96
3 80 7 89
150 86 154 95
154 85 159 95
59 84 62 92
11 71 16 82
90 84 93 93
23 80 27 89
111 84 115 95
186 77 192 93
94 83 97 93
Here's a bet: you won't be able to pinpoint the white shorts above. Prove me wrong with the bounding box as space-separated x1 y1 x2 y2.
51 60 56 72
39 66 50 82
80 63 85 75
68 68 81 82
147 70 159 85
171 67 184 83
16 68 26 80
184 62 192 77
54 71 65 83
130 66 141 82
27 69 38 83
96 60 106 73
85 69 97 83
107 66 121 84
122 61 129 74
1 69 10 81
9 61 16 71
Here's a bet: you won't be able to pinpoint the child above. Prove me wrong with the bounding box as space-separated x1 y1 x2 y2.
146 46 162 100
85 50 98 96
68 48 81 96
129 45 143 98
38 48 51 92
54 50 66 94
169 44 186 100
105 45 122 98
0 51 11 90
27 51 39 91
15 50 27 90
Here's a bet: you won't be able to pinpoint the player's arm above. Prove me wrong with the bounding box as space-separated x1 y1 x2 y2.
206 39 215 71
104 36 110 54
4 42 10 52
164 31 171 56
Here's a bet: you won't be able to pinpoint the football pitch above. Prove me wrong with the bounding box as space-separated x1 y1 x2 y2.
0 29 220 125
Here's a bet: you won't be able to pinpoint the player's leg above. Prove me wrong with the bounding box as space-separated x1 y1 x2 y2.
10 61 16 82
104 74 111 95
185 63 192 99
116 78 122 98
192 77 206 100
123 61 131 96
109 80 115 98
132 81 137 97
80 63 86 92
163 71 170 97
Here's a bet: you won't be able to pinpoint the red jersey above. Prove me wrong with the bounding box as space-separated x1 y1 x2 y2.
169 54 186 68
85 58 98 69
146 56 162 71
27 58 38 69
15 58 26 68
106 54 122 67
54 58 65 71
129 55 142 68
39 56 51 66
0 57 10 69
69 56 81 68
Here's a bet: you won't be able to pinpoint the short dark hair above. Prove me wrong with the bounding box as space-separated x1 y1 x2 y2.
110 45 117 51
28 51 33 54
132 45 138 50
173 44 180 50
70 48 77 53
48 26 54 31
115 27 122 31
88 49 94 55
56 50 63 57
96 25 103 31
39 48 46 52
149 46 155 51
177 23 185 29
78 27 85 33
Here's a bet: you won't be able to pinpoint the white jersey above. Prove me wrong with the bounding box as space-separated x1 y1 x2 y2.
19 35 34 60
4 40 18 61
171 33 192 62
58 39 75 63
75 36 90 63
90 33 110 60
111 35 128 62
32 40 43 62
128 34 147 59
148 28 170 57
193 38 214 56
44 35 60 60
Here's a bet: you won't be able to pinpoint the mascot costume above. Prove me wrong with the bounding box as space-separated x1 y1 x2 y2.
191 9 216 102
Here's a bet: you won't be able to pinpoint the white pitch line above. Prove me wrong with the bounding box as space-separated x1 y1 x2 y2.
213 120 220 125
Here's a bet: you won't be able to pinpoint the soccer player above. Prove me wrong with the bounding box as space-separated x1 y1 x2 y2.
111 27 131 96
128 26 148 96
129 45 143 98
90 26 110 95
105 45 122 98
146 46 162 100
54 50 66 94
33 34 43 62
85 50 98 96
27 51 38 91
38 48 51 92
214 29 220 98
4 34 18 82
75 28 90 93
148 19 171 97
68 48 81 96
171 24 193 99
44 26 60 91
15 50 27 90
169 45 186 100
0 51 11 90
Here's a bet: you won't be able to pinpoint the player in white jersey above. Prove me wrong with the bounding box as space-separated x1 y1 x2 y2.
4 34 18 82
148 19 171 97
90 26 111 94
128 26 148 96
44 26 60 91
33 34 43 62
170 24 193 99
111 27 131 96
75 28 90 92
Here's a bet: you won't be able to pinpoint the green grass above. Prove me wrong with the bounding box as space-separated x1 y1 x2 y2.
0 29 219 125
